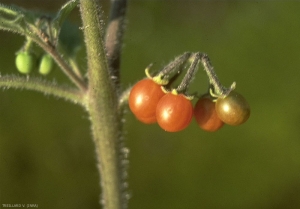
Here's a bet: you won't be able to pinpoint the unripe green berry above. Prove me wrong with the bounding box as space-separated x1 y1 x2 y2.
39 54 54 75
15 51 37 74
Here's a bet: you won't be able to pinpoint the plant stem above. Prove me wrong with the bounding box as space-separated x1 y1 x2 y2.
30 35 87 92
199 53 235 97
176 52 200 93
0 75 84 104
80 0 124 209
159 52 191 76
0 3 87 91
118 85 131 110
105 0 127 89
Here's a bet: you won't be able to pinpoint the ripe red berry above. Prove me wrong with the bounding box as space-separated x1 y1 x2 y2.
129 78 165 124
156 93 193 132
194 97 224 132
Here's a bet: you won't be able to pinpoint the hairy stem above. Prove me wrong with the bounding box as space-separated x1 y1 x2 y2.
199 53 235 97
80 0 124 209
29 34 87 92
105 0 127 89
176 52 200 93
159 52 191 76
0 75 84 104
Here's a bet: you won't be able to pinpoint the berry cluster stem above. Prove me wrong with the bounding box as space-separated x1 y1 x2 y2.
159 52 191 76
176 52 200 93
174 52 235 97
199 54 235 97
23 37 35 52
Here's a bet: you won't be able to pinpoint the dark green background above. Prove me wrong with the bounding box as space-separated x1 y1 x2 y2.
0 1 300 209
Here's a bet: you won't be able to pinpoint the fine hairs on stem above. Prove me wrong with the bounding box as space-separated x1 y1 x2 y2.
105 0 128 90
148 52 192 86
199 54 236 97
174 52 236 97
80 0 128 208
176 52 200 93
25 21 88 91
159 52 191 76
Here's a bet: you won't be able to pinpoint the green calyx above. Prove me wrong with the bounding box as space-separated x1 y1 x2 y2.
145 66 169 85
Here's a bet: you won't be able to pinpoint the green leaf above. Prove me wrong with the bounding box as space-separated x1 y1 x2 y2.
52 0 79 39
59 21 82 56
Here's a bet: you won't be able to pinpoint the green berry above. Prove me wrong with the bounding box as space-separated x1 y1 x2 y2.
39 54 54 75
15 51 37 74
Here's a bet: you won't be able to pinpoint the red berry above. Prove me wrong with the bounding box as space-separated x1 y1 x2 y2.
129 78 165 124
194 97 224 132
156 93 193 132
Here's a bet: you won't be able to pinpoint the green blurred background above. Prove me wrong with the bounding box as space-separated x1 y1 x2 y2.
1 1 300 209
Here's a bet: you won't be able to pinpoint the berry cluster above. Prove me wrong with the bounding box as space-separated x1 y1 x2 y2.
129 78 193 132
15 51 54 75
129 52 250 132
15 17 55 76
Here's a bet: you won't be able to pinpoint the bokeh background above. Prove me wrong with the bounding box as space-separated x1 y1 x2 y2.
1 1 300 209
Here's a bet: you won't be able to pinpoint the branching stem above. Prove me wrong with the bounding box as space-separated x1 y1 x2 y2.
199 53 235 97
172 52 236 97
28 33 88 92
0 75 84 104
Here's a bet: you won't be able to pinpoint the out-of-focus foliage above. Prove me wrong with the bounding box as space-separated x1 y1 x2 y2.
0 1 299 209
